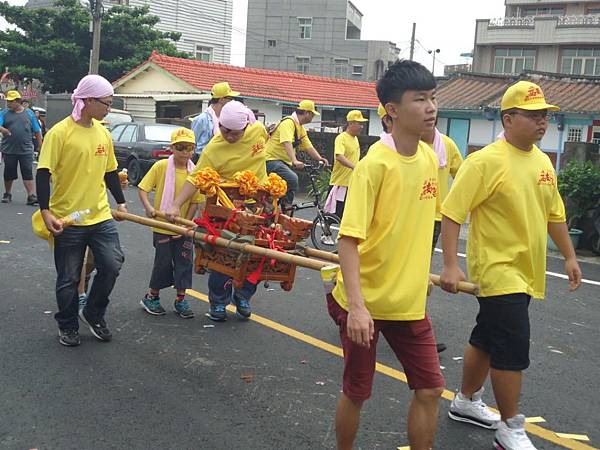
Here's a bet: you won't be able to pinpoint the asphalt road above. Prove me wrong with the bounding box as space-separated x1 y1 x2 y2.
1 183 599 450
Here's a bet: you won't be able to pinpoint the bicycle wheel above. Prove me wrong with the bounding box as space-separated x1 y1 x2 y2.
311 213 341 252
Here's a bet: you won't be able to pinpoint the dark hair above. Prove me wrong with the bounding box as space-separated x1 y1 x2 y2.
500 108 517 127
381 118 391 133
209 97 220 105
376 60 436 106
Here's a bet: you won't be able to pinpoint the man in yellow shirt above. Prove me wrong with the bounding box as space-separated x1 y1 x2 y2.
138 128 202 318
36 75 127 347
265 99 329 210
440 81 582 450
168 101 268 321
330 60 444 450
325 110 367 219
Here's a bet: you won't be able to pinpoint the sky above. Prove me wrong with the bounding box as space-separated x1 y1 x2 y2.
2 0 506 76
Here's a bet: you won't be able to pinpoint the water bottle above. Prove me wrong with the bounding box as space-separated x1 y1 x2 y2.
59 209 92 227
320 264 339 294
118 168 128 187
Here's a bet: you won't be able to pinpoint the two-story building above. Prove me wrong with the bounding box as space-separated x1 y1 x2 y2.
473 0 600 76
245 0 399 81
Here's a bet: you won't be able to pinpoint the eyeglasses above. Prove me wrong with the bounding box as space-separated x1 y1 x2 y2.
508 110 553 121
94 98 113 108
172 143 195 152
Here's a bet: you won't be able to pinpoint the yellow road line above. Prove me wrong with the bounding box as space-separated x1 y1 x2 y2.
187 288 596 450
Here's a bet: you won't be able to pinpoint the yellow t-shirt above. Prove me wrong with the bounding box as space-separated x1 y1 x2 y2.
332 140 440 320
189 122 269 183
441 140 566 299
138 159 203 235
265 117 314 164
423 134 464 220
329 131 361 187
37 117 118 226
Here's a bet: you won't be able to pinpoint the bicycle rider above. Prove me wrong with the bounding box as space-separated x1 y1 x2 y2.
265 100 329 211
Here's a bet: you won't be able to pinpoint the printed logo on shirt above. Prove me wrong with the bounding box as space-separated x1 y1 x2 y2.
419 178 438 200
95 144 107 156
251 142 265 156
538 169 555 186
524 86 544 103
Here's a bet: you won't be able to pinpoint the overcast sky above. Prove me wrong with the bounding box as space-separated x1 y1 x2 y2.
2 0 506 75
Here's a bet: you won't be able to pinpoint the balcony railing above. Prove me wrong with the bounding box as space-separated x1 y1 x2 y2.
488 15 600 28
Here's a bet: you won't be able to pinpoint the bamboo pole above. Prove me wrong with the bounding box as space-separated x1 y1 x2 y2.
122 210 480 296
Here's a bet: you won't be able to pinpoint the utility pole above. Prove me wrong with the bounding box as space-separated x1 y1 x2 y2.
409 23 416 61
428 48 440 75
89 0 103 74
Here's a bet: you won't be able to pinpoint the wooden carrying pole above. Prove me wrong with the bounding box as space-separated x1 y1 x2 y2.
141 210 479 296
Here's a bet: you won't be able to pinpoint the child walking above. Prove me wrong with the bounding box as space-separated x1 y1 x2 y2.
138 128 202 318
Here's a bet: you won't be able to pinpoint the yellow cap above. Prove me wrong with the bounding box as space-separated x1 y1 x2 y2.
171 127 196 145
346 110 368 122
298 99 320 116
377 103 387 119
5 90 21 101
211 82 240 99
32 210 54 247
500 81 559 112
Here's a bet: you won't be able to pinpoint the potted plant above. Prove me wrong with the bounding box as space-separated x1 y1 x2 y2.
551 160 600 250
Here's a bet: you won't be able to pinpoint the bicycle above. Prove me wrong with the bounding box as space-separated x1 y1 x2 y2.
286 161 341 252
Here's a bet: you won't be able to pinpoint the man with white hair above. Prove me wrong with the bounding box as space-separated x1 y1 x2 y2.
36 74 127 347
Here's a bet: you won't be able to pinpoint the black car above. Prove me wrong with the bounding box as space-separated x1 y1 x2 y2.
110 122 185 185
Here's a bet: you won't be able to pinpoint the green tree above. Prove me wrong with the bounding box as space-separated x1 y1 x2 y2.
0 0 189 92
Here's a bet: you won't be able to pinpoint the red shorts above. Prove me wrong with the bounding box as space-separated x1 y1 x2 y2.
327 294 445 401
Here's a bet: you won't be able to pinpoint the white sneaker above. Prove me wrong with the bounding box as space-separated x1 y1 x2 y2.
448 386 501 429
320 235 335 245
493 414 537 450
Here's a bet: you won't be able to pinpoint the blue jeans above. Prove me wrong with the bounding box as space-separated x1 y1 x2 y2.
53 219 124 330
266 160 298 206
208 271 258 308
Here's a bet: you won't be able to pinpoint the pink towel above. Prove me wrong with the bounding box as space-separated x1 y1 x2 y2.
206 105 220 135
496 131 506 141
379 132 395 151
324 186 347 213
432 128 447 168
159 155 195 212
219 100 257 131
71 75 114 121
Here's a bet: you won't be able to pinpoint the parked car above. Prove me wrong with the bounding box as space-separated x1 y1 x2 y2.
110 122 183 185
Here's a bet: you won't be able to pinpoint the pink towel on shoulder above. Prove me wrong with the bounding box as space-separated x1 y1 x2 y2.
432 128 447 168
160 155 196 212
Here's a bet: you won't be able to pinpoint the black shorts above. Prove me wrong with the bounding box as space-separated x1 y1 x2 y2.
469 293 531 371
432 220 442 254
3 153 34 181
149 233 194 290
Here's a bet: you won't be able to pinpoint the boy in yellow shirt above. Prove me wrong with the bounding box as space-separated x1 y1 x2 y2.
168 101 268 321
325 110 368 219
138 128 202 318
440 81 582 450
265 99 329 210
330 60 444 450
36 75 127 347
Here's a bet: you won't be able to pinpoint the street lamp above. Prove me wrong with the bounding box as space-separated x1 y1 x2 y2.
428 48 441 75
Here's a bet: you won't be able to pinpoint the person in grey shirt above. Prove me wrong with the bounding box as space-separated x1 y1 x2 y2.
0 90 42 204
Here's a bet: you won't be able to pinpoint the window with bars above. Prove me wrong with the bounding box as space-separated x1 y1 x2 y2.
561 49 600 76
493 48 535 74
267 39 277 48
352 65 363 76
522 7 564 16
281 106 296 117
298 17 312 39
195 45 213 62
334 59 348 78
296 57 310 74
567 127 583 142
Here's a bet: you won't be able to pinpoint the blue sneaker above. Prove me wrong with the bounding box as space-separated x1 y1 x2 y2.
207 304 227 321
233 296 251 320
78 293 87 313
174 299 194 318
140 295 166 316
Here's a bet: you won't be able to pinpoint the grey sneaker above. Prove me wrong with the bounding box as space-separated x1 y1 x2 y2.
78 293 87 313
58 329 81 347
26 194 38 205
448 387 500 429
140 295 166 315
1 193 11 203
173 299 194 318
494 414 537 450
79 309 112 342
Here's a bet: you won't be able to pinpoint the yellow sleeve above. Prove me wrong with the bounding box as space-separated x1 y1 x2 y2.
138 163 158 193
299 129 313 151
441 159 489 224
188 149 214 184
37 127 63 173
447 140 464 178
105 131 118 172
549 178 567 223
334 134 347 156
338 161 376 242
278 120 296 144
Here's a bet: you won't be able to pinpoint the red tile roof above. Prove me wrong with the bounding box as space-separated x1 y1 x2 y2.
116 51 380 109
437 72 600 114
